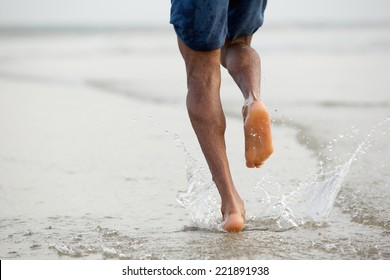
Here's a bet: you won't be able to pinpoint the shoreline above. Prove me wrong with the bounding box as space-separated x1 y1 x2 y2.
0 28 389 259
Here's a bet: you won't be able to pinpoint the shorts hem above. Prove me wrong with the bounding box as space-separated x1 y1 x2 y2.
173 25 224 51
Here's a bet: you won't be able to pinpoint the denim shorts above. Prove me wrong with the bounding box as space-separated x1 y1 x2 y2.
170 0 267 51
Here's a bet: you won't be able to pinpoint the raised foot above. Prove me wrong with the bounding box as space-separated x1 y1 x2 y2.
243 100 274 168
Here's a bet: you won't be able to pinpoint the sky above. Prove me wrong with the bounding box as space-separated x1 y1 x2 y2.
0 0 389 27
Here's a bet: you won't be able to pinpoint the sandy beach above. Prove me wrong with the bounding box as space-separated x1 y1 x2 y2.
0 25 389 259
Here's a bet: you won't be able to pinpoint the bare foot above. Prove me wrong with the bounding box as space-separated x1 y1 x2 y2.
243 99 273 168
221 200 245 232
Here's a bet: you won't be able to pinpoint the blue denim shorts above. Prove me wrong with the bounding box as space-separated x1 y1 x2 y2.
170 0 267 51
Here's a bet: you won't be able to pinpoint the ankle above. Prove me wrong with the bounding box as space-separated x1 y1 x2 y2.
221 195 244 215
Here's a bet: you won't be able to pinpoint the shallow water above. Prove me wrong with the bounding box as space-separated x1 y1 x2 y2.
0 27 389 259
1 118 389 260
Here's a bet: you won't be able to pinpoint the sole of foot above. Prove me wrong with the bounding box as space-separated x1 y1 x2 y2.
243 100 274 168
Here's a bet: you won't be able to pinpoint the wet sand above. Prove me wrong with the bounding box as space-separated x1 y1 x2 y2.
0 26 389 259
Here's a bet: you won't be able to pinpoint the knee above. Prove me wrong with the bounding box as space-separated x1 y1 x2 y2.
186 87 211 121
186 88 226 135
186 72 220 112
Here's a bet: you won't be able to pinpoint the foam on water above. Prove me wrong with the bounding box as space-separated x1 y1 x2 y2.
176 118 389 232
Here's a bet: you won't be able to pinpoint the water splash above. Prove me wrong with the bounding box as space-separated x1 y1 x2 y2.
175 136 223 231
250 119 387 230
251 160 352 230
174 137 354 231
175 118 389 231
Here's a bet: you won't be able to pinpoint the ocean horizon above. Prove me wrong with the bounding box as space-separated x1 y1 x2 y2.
1 0 390 29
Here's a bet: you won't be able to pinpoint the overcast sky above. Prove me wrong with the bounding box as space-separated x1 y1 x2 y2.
0 0 389 27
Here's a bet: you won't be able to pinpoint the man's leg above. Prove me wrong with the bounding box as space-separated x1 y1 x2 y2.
221 36 273 168
178 39 245 232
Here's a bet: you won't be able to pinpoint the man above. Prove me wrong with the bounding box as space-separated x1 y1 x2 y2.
170 0 273 232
